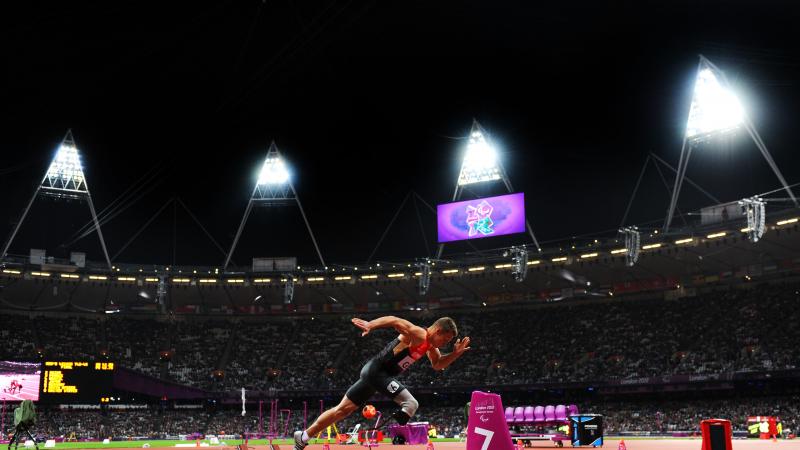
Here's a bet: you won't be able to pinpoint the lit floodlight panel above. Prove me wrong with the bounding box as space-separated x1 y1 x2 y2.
457 130 502 185
45 143 86 191
0 361 41 401
437 192 525 243
258 156 289 185
686 68 744 140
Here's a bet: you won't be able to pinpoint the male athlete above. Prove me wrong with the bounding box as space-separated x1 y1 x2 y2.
293 316 471 449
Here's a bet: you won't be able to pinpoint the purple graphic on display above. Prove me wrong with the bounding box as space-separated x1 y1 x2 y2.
437 192 525 243
466 200 494 237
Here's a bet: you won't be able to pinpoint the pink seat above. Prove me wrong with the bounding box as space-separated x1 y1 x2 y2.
523 406 535 423
505 407 515 422
555 405 567 421
544 405 556 423
568 404 579 417
533 406 545 424
513 406 525 422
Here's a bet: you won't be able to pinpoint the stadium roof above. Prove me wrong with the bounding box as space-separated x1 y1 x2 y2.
3 210 800 313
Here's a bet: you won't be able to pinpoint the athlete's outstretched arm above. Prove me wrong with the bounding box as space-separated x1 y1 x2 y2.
428 337 471 370
351 316 426 342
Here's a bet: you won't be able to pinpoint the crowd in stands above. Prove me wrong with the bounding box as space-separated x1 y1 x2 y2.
105 317 167 379
484 285 799 384
0 314 38 360
206 284 798 393
1 407 206 440
223 283 799 391
166 321 231 388
589 395 800 435
1 283 799 392
35 317 99 361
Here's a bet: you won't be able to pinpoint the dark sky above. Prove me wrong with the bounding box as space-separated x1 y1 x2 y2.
2 1 800 268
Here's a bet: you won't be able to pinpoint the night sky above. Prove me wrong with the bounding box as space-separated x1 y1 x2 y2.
2 1 800 268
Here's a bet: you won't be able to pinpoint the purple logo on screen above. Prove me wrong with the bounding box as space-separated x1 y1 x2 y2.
437 193 525 243
466 200 494 237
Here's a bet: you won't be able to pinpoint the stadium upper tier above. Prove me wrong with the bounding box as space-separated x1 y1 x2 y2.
2 211 800 313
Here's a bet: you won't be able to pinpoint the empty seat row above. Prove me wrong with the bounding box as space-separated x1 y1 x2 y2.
504 404 578 424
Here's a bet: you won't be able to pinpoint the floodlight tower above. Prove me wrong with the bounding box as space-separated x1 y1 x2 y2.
223 141 325 271
1 130 112 269
663 55 798 232
436 120 541 258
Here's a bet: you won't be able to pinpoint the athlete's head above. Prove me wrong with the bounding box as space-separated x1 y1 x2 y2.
427 317 458 348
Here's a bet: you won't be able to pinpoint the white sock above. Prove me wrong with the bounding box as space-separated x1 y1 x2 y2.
301 431 309 443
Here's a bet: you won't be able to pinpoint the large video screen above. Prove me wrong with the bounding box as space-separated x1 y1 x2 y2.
0 361 41 401
437 192 526 243
39 361 115 403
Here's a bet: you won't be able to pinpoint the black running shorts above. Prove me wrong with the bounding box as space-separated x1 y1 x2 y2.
344 359 407 406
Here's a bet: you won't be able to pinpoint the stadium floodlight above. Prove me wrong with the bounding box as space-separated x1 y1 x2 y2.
739 197 766 243
457 128 502 186
257 154 290 185
685 67 744 143
224 141 325 270
619 227 641 267
44 142 87 193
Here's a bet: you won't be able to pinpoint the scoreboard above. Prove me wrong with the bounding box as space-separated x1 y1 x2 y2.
39 361 115 402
